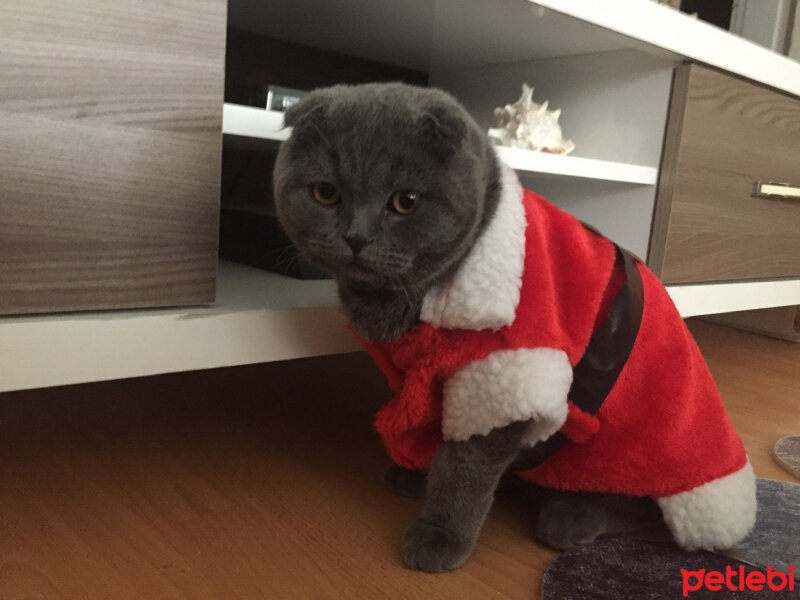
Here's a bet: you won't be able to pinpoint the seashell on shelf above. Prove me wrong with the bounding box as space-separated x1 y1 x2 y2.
488 84 575 155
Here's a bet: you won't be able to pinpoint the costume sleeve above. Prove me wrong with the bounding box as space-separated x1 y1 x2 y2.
441 347 572 445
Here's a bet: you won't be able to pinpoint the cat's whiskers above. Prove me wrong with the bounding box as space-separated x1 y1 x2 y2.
372 247 413 272
396 276 412 307
387 270 417 310
271 244 298 270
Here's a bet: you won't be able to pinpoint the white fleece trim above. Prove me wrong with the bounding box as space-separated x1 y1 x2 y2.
441 348 572 444
657 461 756 551
420 162 526 331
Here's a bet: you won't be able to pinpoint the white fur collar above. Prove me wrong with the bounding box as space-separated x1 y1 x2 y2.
420 163 526 330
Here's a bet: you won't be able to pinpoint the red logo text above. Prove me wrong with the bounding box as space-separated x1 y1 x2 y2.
681 565 795 596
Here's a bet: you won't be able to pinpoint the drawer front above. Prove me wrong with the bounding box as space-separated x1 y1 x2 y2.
0 0 227 315
650 64 800 284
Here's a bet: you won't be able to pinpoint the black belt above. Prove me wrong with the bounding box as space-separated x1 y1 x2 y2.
510 245 645 472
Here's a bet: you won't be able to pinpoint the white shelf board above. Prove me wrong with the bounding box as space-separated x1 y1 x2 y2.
222 104 657 185
495 147 657 185
0 261 359 394
666 278 800 318
223 104 288 141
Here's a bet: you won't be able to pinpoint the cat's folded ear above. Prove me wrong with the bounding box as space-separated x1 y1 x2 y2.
419 104 469 165
283 89 334 129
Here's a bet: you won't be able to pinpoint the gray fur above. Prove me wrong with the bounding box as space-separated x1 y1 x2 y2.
534 490 663 550
401 422 527 572
273 83 658 572
273 83 501 340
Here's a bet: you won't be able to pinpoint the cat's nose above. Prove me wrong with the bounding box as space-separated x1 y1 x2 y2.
343 234 370 255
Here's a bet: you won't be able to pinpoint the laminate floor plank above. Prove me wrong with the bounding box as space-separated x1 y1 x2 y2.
0 320 797 599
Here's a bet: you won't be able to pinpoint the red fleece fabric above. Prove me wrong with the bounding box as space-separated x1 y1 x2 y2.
355 190 747 499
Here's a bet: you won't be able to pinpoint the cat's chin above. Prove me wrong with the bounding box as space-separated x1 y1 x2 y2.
336 264 381 287
337 268 414 295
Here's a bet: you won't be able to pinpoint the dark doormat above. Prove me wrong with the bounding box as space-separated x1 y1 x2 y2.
724 477 800 569
542 538 796 599
774 436 800 479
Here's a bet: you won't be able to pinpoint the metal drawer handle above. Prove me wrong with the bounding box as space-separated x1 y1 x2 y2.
753 181 800 200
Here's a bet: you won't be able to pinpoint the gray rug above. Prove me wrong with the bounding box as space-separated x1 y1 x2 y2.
774 436 800 479
542 538 797 599
725 477 800 569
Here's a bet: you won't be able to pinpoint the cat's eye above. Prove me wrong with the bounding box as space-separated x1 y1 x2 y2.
390 191 418 215
311 182 340 205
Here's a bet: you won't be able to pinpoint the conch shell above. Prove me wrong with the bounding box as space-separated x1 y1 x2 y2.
488 84 575 155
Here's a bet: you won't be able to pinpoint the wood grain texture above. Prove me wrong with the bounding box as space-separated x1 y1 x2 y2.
0 321 797 599
653 64 800 284
648 62 691 274
0 0 227 315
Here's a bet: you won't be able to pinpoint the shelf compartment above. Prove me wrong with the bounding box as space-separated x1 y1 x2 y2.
227 0 800 96
222 103 656 185
533 0 800 98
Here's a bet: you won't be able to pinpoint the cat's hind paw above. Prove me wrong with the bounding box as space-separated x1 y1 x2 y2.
535 495 607 550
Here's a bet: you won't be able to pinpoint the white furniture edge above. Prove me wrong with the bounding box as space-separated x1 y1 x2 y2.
0 304 360 394
223 103 289 141
531 0 800 97
495 146 657 185
2 269 797 393
222 103 658 185
667 278 800 318
0 262 360 394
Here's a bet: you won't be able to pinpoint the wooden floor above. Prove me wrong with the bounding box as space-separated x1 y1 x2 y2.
1 320 798 599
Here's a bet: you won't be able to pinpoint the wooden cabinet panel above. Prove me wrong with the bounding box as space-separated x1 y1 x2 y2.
0 0 226 315
650 64 800 284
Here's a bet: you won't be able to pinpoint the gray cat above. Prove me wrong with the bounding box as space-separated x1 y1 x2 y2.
272 83 755 572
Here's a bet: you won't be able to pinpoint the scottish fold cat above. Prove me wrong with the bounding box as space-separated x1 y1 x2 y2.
272 83 755 572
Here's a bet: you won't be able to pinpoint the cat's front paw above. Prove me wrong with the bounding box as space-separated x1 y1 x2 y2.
401 518 474 573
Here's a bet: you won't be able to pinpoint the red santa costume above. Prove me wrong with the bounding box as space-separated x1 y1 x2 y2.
355 165 756 551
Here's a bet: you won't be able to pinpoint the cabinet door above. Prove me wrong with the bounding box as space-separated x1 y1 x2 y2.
649 63 800 284
0 0 226 315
